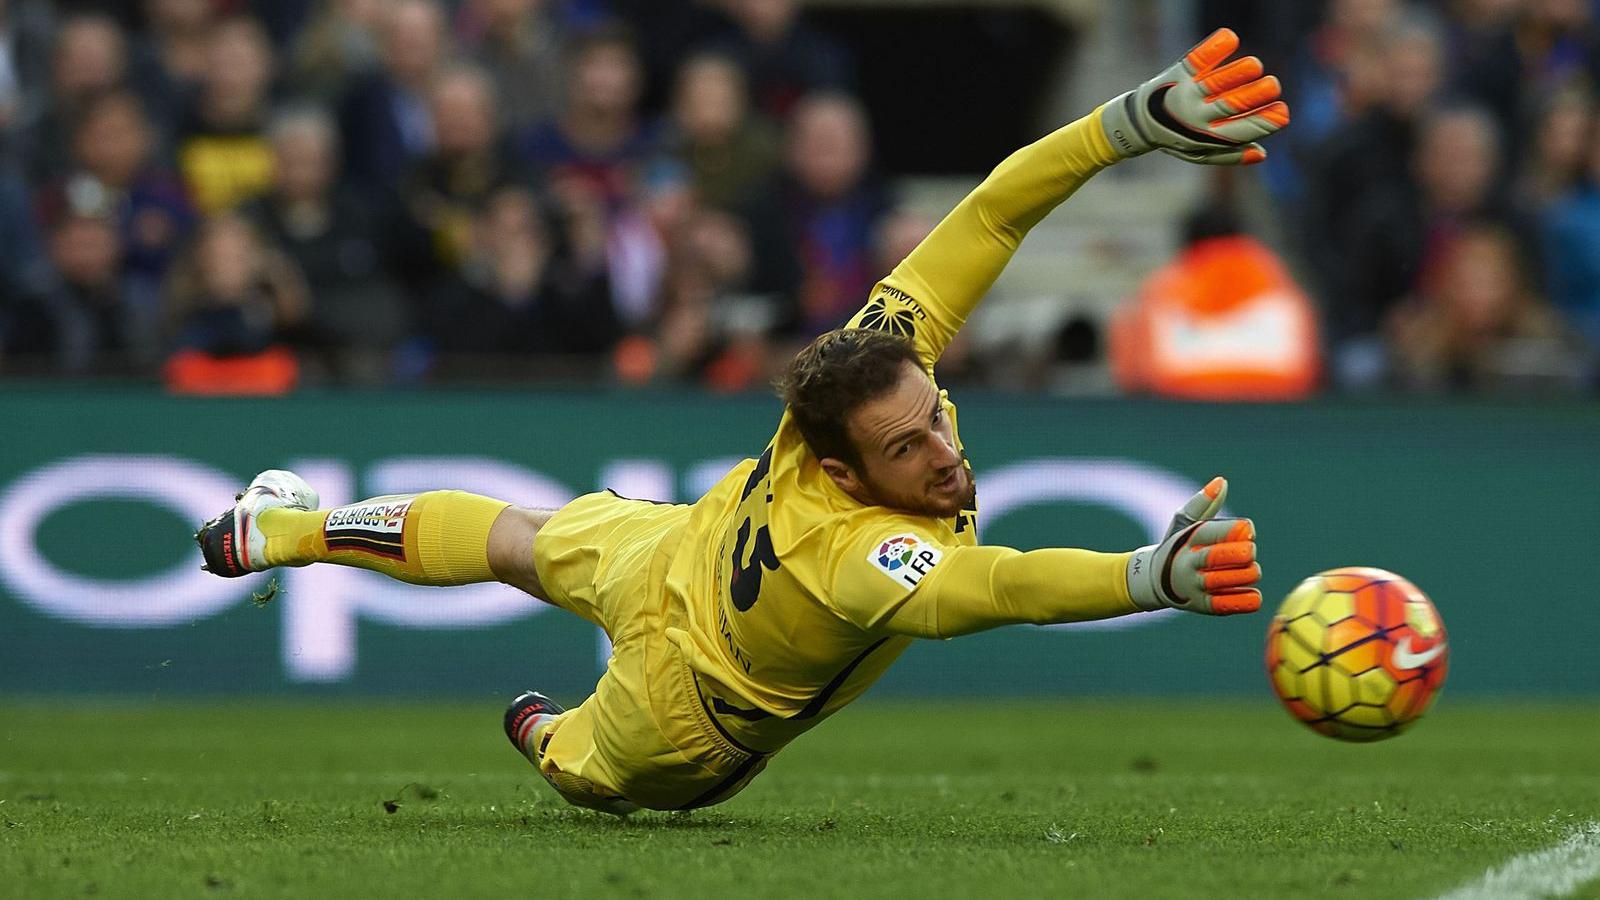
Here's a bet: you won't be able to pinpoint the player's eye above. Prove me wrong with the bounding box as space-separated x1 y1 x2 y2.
931 408 943 425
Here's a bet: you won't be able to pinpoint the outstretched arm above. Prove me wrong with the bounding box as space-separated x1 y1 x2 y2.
846 27 1289 368
835 478 1262 639
884 544 1139 638
845 110 1117 368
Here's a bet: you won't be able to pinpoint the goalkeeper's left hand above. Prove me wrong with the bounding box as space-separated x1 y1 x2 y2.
1099 27 1289 166
1127 476 1262 615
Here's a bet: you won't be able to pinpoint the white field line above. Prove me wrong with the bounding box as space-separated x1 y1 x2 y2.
1434 821 1600 900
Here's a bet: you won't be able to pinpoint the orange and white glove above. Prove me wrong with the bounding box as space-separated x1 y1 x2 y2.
1099 28 1290 166
1127 476 1262 615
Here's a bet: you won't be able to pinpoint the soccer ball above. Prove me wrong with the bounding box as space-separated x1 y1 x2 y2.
1264 567 1448 742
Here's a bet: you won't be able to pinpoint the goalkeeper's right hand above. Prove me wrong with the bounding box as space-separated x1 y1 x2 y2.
1127 476 1262 615
1099 27 1290 166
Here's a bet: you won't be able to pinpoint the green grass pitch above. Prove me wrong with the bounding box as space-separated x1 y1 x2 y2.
2 700 1597 899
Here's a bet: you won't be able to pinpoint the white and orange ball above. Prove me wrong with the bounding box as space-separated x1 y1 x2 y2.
1265 567 1449 742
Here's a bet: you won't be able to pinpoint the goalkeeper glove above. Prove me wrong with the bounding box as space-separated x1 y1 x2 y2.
1127 476 1262 615
1100 27 1290 166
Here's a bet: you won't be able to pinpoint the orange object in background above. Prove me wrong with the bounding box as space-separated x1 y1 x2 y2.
1111 232 1321 401
164 346 299 396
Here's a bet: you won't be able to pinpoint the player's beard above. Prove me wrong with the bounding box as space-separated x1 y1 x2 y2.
928 465 977 518
864 461 975 520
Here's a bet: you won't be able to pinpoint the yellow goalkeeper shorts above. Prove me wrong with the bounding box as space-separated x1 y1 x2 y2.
529 491 768 811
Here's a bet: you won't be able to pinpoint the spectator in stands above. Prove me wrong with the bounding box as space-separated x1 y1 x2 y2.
454 0 566 133
164 211 307 360
601 0 729 113
174 16 278 214
0 0 53 165
713 0 852 122
1333 104 1514 388
0 166 43 298
6 0 1595 398
1266 0 1399 203
138 0 217 97
1304 14 1446 387
288 0 385 101
1515 87 1592 216
1443 0 1600 155
420 183 619 365
1539 113 1600 361
1390 222 1587 391
27 14 130 182
43 89 193 298
134 0 217 131
663 51 780 212
6 186 161 375
639 205 787 390
751 92 887 337
249 0 316 52
639 155 696 250
339 0 448 190
1110 207 1320 401
1442 0 1524 138
520 24 656 199
520 24 664 325
398 64 526 283
1512 0 1600 96
55 13 128 95
245 106 408 381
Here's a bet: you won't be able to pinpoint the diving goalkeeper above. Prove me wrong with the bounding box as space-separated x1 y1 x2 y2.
196 29 1286 815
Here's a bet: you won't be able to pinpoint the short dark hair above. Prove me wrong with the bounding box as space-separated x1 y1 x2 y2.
779 328 922 468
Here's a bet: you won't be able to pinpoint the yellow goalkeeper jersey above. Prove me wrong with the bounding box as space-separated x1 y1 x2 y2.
658 110 1138 752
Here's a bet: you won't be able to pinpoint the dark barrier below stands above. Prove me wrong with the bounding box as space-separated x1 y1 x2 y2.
1 387 1595 698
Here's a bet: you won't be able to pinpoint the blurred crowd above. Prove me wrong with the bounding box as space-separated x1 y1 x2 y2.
1191 0 1600 394
0 0 886 390
0 0 1597 397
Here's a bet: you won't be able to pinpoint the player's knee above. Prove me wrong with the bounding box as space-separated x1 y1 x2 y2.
486 506 555 597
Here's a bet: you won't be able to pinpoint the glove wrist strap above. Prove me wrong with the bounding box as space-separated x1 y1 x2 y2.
1126 545 1166 611
1100 90 1153 159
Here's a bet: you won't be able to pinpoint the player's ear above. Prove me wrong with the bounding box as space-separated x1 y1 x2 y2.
819 457 862 495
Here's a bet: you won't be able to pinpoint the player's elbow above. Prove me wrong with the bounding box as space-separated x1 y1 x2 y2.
960 185 1026 246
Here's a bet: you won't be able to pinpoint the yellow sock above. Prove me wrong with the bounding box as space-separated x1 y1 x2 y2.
255 490 511 585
